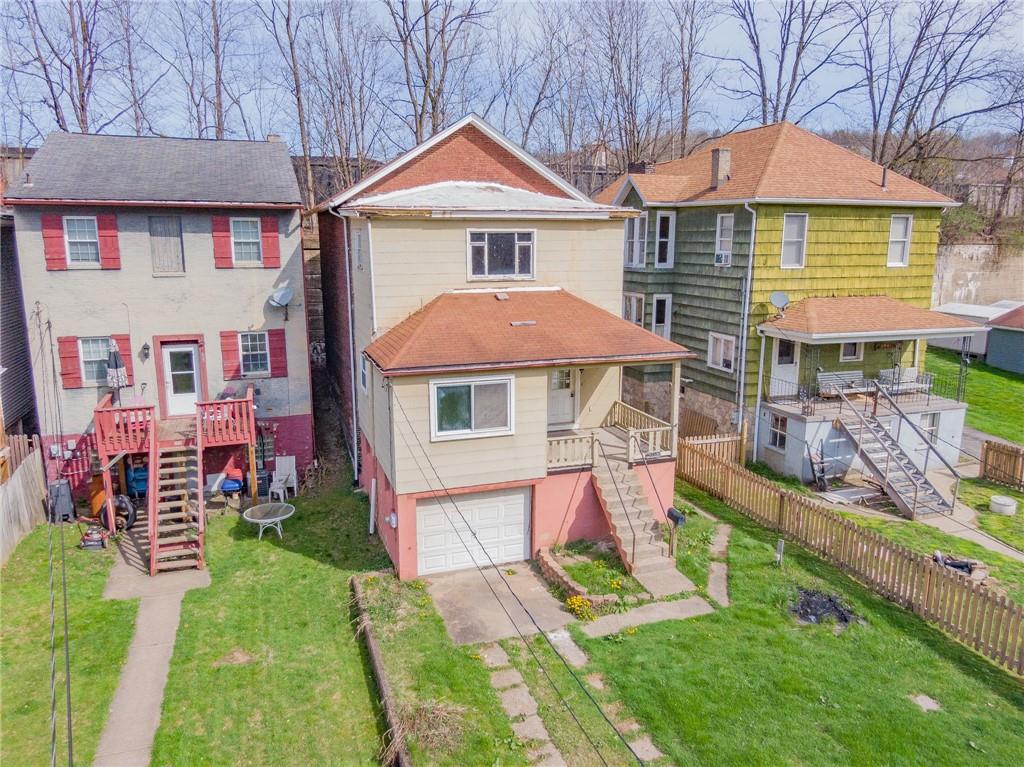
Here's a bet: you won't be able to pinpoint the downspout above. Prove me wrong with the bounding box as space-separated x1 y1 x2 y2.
752 329 767 462
735 202 757 433
366 218 378 336
328 206 360 477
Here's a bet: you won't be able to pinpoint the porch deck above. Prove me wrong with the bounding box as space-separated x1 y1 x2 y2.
546 400 676 470
765 389 967 421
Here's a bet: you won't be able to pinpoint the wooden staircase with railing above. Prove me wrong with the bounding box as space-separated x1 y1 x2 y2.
149 444 205 573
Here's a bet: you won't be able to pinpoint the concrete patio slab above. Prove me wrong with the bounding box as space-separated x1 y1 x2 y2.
427 564 572 645
582 595 714 638
635 567 694 598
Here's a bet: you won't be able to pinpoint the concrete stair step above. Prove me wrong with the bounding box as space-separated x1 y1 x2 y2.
155 558 200 572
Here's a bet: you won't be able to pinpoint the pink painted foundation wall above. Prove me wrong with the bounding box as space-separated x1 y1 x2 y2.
532 469 609 552
633 458 676 523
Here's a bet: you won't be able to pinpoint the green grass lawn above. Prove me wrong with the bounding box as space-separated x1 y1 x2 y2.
1 524 137 766
150 473 393 766
747 461 814 496
926 348 1024 444
576 482 1024 766
558 541 645 597
673 512 717 591
838 511 1024 603
958 478 1024 552
359 573 526 766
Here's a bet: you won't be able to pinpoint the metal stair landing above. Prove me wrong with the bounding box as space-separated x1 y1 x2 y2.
834 410 952 519
590 460 693 598
149 445 204 574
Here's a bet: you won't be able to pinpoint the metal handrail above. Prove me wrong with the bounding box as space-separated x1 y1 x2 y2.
835 388 923 515
595 440 637 565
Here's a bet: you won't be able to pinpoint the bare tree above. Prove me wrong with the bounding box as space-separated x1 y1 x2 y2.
723 0 855 125
985 66 1024 234
111 0 166 135
382 0 491 144
664 0 718 156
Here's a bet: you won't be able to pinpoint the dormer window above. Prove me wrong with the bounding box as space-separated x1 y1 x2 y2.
468 230 534 279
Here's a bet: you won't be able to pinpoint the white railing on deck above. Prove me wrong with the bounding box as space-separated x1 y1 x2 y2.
546 434 595 469
605 400 675 463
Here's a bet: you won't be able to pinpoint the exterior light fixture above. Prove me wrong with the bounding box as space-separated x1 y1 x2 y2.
141 342 151 360
387 512 398 529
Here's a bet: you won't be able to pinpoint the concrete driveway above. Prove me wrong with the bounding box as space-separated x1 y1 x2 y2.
426 563 573 645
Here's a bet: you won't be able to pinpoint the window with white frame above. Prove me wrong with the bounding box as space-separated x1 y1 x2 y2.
781 213 808 268
839 341 863 362
231 218 262 264
922 411 940 445
887 214 912 267
79 336 110 384
776 338 796 366
708 332 736 372
769 413 788 449
64 217 100 264
469 231 534 279
651 294 672 338
623 293 644 326
430 376 513 439
360 354 369 391
654 211 676 268
623 213 647 268
715 213 734 266
239 331 269 375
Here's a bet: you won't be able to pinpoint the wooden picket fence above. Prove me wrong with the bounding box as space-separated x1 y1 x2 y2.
676 441 1024 676
980 441 1024 491
1 436 47 565
680 433 744 464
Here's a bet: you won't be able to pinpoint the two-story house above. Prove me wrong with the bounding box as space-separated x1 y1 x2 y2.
7 133 314 572
596 122 979 518
318 115 693 589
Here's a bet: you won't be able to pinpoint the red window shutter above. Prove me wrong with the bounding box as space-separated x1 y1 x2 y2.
212 216 233 268
220 331 241 380
57 336 82 388
260 216 280 268
111 334 134 385
268 328 288 377
97 214 121 269
41 214 67 271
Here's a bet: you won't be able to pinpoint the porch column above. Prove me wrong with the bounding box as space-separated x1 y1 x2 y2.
670 360 681 455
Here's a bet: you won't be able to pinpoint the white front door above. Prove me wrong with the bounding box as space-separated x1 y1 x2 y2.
162 343 200 416
770 338 801 398
416 488 531 575
547 368 575 427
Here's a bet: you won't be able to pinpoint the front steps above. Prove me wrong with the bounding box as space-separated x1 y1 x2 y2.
591 460 693 598
150 445 204 574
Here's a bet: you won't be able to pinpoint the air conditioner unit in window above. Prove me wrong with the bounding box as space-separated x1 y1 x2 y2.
714 251 732 267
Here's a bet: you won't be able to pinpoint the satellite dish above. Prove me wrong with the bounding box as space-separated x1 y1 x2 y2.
268 286 294 308
769 291 789 311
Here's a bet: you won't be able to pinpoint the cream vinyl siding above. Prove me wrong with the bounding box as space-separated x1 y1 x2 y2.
369 218 625 330
391 368 548 495
575 365 621 428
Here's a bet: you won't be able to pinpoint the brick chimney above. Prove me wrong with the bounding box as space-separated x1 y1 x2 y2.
711 148 731 189
627 161 653 174
266 133 282 142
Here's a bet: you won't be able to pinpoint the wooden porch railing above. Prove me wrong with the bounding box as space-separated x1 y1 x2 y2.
94 393 155 454
547 434 595 470
196 386 257 447
604 400 675 463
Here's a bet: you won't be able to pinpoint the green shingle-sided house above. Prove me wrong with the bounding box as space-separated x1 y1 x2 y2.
595 122 981 515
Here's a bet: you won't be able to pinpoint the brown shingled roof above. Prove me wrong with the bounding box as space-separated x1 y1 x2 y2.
989 305 1024 330
365 289 692 375
758 296 979 340
592 122 952 207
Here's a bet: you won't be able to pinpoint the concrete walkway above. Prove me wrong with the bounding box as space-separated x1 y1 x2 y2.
581 596 714 638
93 529 209 767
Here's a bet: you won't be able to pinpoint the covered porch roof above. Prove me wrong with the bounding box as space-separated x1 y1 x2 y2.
758 296 983 344
365 287 694 376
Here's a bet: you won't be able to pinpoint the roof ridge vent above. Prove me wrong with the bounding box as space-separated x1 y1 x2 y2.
510 320 536 327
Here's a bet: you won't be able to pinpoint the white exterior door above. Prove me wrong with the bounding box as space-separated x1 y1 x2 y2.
416 488 531 575
770 338 801 398
162 343 200 416
547 368 575 427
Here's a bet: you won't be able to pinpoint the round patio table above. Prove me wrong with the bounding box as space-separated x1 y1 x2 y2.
242 502 295 540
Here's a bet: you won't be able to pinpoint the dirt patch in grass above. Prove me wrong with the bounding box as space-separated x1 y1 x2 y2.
791 588 858 629
213 647 257 667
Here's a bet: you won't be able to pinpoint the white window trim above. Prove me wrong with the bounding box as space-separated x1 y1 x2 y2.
63 215 100 268
707 331 737 373
230 217 264 266
839 341 864 362
79 336 110 385
624 213 647 269
429 374 515 442
767 413 788 451
238 330 271 378
887 214 913 268
714 213 734 267
651 294 673 339
775 338 798 366
359 354 369 392
623 292 645 325
466 228 537 281
780 213 808 269
654 210 676 269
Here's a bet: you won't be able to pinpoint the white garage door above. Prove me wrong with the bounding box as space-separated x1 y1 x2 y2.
417 487 531 575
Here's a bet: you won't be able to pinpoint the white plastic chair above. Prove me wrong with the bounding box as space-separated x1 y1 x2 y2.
271 455 297 499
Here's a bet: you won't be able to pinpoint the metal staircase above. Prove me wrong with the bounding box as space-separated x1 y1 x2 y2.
833 389 953 519
148 444 205 574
